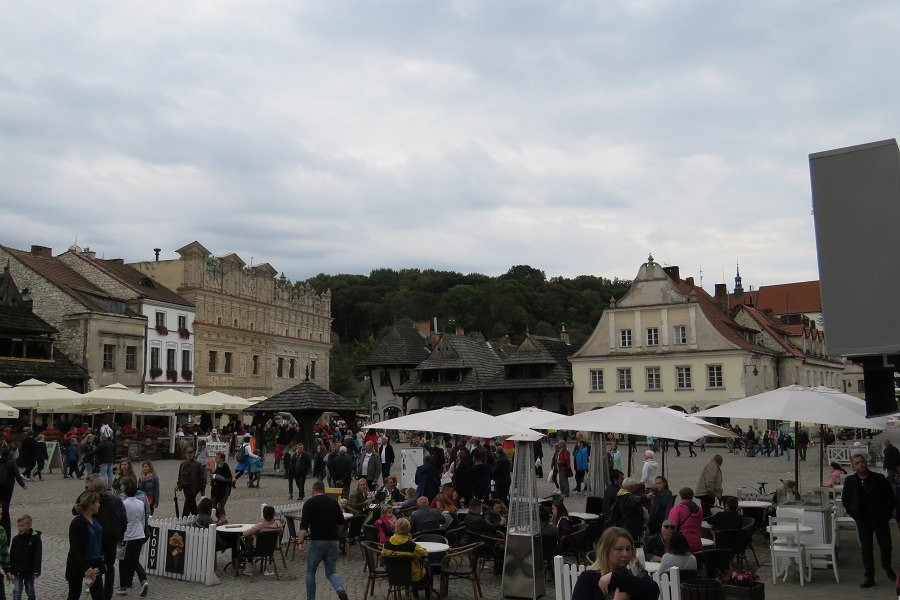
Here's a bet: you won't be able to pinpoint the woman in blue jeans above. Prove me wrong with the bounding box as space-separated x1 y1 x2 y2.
117 478 149 596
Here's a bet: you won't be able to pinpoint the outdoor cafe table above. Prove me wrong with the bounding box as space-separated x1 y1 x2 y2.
217 523 255 576
738 500 773 510
701 538 715 548
418 541 451 554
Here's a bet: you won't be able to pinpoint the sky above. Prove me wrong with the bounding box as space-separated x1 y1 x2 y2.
1 1 897 292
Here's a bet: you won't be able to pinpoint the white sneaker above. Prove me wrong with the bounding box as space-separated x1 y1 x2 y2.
116 589 128 596
263 570 275 576
140 581 149 597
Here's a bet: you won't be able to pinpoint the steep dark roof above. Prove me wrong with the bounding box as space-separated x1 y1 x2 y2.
395 334 504 395
0 347 88 383
89 257 194 307
0 306 57 335
244 380 360 413
360 324 431 367
1 246 122 313
502 335 573 366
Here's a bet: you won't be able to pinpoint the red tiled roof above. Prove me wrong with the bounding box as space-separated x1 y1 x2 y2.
738 305 804 357
754 281 821 315
1 246 119 312
671 278 756 351
67 253 193 308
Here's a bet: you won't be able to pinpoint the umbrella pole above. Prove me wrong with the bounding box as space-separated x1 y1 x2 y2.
819 424 825 486
627 436 633 477
794 421 800 493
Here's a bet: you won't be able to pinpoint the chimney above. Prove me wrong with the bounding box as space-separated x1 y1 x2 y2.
30 245 52 257
455 326 465 336
82 247 96 259
662 266 680 281
714 283 727 298
154 248 161 261
685 276 694 287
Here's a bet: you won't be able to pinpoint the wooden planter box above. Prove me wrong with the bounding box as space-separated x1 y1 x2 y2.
723 582 764 600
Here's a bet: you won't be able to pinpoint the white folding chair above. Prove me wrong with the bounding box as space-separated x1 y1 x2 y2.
804 538 839 583
769 516 806 586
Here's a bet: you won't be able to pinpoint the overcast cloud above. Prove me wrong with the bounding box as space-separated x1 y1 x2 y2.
1 1 897 291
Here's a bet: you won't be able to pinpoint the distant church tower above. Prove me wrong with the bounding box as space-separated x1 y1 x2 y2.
734 263 744 296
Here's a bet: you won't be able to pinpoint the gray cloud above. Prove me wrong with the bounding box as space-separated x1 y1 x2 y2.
1 1 898 291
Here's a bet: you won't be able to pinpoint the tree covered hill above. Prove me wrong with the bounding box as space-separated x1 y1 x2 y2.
298 265 631 400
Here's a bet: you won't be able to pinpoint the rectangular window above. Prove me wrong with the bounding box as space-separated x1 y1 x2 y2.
208 351 217 373
155 312 165 327
102 344 116 370
150 347 160 370
252 355 259 375
589 369 604 392
380 371 391 387
617 368 632 391
289 358 295 378
224 352 233 374
166 348 175 371
181 350 191 374
619 329 632 347
676 366 692 389
707 364 723 388
646 367 661 390
310 359 317 379
646 327 659 346
125 346 137 371
277 357 284 378
673 325 687 345
178 315 187 330
858 379 865 393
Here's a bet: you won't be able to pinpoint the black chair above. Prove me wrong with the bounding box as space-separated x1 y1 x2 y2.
740 517 759 566
242 530 281 581
439 543 481 599
693 549 734 580
445 525 466 547
363 524 379 544
585 495 604 517
282 515 299 562
360 541 386 600
384 555 430 599
712 529 751 568
342 514 366 555
414 533 449 544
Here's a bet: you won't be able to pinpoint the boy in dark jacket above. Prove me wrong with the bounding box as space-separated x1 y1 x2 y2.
9 515 41 600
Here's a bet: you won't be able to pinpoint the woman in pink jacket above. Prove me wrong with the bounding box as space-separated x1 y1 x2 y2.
667 487 703 552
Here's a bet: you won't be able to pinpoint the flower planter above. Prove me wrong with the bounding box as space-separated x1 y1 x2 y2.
723 582 764 600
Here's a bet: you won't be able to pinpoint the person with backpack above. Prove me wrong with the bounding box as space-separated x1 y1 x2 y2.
232 435 258 488
667 487 703 552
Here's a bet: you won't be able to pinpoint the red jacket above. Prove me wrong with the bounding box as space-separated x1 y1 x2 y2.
668 500 703 552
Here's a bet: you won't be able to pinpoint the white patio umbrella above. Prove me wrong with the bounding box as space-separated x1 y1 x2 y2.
362 405 543 440
695 384 886 489
0 382 9 388
497 406 566 429
65 383 157 413
546 401 719 484
197 391 255 412
657 407 738 439
141 389 218 412
0 378 80 412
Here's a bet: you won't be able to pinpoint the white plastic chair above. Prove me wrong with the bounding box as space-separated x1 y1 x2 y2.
769 516 806 586
804 539 839 583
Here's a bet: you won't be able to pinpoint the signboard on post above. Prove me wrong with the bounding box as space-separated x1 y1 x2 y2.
400 447 424 490
45 441 62 471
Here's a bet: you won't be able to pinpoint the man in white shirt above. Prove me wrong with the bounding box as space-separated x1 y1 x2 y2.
641 450 658 488
100 421 114 440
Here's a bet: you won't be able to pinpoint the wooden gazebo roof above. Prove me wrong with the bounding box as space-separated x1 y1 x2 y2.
245 380 359 414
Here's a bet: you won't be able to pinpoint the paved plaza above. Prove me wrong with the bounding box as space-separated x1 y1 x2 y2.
6 436 896 599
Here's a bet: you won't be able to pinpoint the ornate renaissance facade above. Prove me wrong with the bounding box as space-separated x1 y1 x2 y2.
129 241 332 398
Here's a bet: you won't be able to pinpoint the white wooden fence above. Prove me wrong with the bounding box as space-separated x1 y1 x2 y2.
141 516 220 586
553 555 682 600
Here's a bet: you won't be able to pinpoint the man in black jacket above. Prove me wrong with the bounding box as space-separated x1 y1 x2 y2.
177 449 206 517
288 442 311 499
18 430 38 480
95 434 117 489
491 446 511 505
0 446 26 540
842 451 896 587
329 446 353 499
380 435 396 482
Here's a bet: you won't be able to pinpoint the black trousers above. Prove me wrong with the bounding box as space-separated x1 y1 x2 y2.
182 489 199 517
102 542 117 600
574 470 586 491
289 472 307 498
697 494 715 518
0 497 11 541
857 519 893 580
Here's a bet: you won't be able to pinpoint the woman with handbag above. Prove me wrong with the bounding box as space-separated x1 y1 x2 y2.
117 477 149 596
555 442 572 497
137 462 160 515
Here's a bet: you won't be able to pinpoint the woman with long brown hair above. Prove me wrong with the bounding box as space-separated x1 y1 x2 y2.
572 527 659 600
